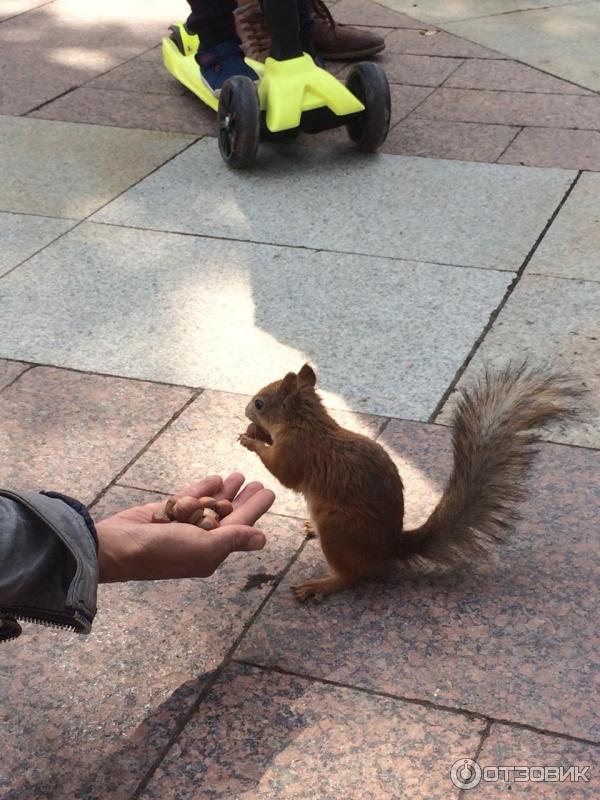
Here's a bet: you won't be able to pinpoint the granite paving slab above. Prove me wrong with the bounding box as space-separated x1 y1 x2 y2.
122 388 385 518
237 423 600 740
445 58 594 94
0 211 75 278
0 366 192 503
140 662 485 800
331 0 426 28
414 88 600 129
0 360 29 391
373 52 465 86
92 139 575 270
386 117 519 162
472 724 599 796
499 127 600 172
526 172 600 282
376 0 583 24
31 86 216 136
385 26 502 58
0 222 511 418
444 2 600 93
0 487 299 800
438 275 600 448
0 116 194 218
0 0 50 21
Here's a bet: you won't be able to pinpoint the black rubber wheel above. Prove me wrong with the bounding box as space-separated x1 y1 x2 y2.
217 76 261 169
345 62 391 153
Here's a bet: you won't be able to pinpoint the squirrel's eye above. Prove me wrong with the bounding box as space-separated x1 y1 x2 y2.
254 398 264 410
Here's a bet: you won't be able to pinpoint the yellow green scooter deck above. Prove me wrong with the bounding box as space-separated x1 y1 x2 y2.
162 22 364 131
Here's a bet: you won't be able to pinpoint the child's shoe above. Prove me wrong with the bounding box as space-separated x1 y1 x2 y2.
195 40 259 94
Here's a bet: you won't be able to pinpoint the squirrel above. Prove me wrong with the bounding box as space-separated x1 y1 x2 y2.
239 363 579 602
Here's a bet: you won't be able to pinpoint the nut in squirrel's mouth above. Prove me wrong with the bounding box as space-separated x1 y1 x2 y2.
245 422 273 446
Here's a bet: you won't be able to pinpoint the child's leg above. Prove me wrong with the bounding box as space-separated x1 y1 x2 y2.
186 0 237 46
259 0 302 60
296 0 316 56
185 0 258 92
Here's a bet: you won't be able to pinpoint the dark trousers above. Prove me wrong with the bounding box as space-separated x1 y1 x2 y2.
186 0 314 56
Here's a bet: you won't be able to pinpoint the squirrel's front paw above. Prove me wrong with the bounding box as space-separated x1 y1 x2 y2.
239 434 260 452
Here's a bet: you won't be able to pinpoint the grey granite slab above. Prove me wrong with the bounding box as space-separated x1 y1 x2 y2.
375 0 585 24
0 212 76 278
92 139 575 271
438 274 600 448
0 116 194 218
526 172 600 283
0 222 511 419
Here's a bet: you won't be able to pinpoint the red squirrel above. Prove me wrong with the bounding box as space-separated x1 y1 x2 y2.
239 363 578 602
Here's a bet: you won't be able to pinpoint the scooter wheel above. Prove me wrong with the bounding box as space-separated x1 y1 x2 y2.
345 62 391 153
218 76 260 169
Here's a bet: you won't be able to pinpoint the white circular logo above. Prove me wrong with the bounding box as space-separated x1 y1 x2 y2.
451 758 482 790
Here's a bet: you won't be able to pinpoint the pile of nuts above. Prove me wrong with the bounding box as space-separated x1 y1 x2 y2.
152 495 234 530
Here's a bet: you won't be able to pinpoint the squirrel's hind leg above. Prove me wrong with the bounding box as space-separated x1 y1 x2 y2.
292 573 356 603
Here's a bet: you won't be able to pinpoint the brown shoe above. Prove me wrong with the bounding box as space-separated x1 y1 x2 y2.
235 0 271 62
311 0 385 61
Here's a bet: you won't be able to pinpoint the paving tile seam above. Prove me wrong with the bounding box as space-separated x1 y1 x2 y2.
446 0 595 25
458 721 493 800
80 84 189 98
428 169 583 424
233 660 600 748
0 219 80 282
0 208 78 222
1 131 198 284
130 536 311 800
0 0 56 26
20 39 163 117
385 50 509 60
410 117 600 134
0 358 201 392
506 57 600 97
494 125 524 162
87 219 517 274
0 363 35 394
4 361 597 451
422 83 597 96
436 56 468 89
87 389 204 512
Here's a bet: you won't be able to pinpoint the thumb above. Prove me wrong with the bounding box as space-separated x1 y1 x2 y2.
213 525 266 555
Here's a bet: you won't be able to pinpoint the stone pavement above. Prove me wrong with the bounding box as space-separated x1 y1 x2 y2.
0 0 599 798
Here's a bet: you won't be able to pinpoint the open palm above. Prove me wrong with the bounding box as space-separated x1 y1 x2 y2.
95 473 275 582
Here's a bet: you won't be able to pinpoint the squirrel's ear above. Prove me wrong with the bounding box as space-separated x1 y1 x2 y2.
280 371 298 396
298 363 316 389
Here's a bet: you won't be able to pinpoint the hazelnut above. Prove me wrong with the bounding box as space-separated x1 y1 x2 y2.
215 499 234 518
198 496 217 510
198 516 219 531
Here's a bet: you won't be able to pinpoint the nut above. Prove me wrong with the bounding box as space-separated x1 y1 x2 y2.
189 508 206 526
164 497 178 520
215 499 234 518
198 496 217 510
198 516 219 531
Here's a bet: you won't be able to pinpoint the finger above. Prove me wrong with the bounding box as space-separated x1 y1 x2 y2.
174 475 223 498
224 488 275 526
214 472 245 502
212 525 266 554
230 481 264 509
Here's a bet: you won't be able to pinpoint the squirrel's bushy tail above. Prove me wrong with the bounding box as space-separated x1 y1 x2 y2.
396 364 581 571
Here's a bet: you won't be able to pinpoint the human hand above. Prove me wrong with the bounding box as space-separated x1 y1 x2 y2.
95 473 275 583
